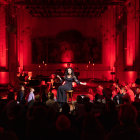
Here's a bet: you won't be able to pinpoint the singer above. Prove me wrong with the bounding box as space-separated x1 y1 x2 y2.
56 67 86 106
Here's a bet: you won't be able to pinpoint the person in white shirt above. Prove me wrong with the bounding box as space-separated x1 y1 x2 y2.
27 88 35 103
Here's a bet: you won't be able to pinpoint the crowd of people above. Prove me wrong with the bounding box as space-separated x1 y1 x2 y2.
0 79 140 140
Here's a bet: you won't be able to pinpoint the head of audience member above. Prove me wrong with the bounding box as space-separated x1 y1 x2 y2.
83 95 90 104
35 94 41 102
120 87 126 95
62 103 70 115
76 95 83 104
113 87 120 95
112 82 119 90
47 92 54 100
113 82 117 87
47 92 54 99
0 130 18 140
122 94 131 104
118 104 137 125
136 87 140 94
96 85 103 95
50 74 56 79
56 114 71 131
17 72 20 77
132 82 137 88
82 114 104 140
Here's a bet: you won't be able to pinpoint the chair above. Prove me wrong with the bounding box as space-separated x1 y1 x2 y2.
66 90 73 103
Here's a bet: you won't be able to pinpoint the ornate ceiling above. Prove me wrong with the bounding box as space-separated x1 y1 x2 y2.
1 0 126 17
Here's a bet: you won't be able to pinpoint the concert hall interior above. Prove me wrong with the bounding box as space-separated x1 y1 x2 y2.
1 0 140 140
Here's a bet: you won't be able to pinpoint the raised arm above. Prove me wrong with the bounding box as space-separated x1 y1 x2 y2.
56 75 63 83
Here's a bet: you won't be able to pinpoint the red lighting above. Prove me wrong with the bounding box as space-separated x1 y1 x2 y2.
126 8 136 67
63 63 73 68
0 8 7 68
72 82 77 87
60 42 74 63
63 63 68 68
126 45 135 66
125 71 137 83
0 72 9 84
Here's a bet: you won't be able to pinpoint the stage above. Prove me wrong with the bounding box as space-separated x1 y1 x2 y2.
0 78 114 102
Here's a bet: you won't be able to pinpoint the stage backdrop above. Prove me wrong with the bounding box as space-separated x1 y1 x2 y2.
32 30 102 64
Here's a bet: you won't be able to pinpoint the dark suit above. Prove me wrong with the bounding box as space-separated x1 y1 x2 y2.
17 90 25 104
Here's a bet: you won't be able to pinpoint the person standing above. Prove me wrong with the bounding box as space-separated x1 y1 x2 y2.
27 88 35 103
17 85 25 104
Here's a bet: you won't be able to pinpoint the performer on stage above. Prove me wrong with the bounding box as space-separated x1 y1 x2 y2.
56 67 86 106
